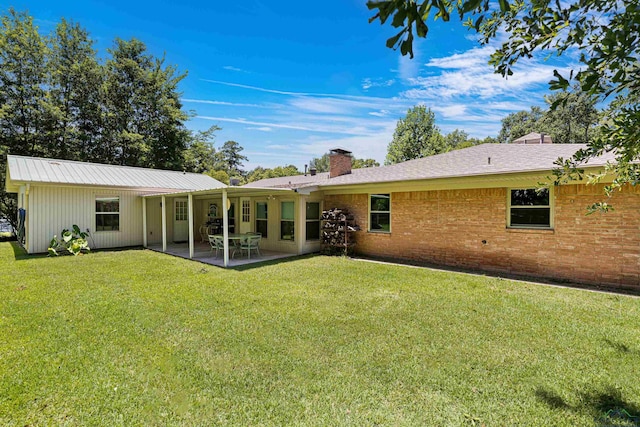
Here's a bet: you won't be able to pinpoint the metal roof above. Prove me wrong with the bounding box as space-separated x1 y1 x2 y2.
6 155 225 192
245 143 615 190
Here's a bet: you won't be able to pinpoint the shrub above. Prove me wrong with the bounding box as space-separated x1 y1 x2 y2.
48 225 90 256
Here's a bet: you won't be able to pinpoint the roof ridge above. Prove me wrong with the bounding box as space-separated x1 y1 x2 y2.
7 154 204 176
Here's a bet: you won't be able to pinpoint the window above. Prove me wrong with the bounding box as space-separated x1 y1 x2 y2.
370 194 390 232
256 202 268 238
280 201 295 241
306 202 321 241
242 200 250 223
508 188 551 228
96 197 120 231
175 200 187 221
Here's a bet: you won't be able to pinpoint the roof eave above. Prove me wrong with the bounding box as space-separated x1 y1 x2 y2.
307 164 610 192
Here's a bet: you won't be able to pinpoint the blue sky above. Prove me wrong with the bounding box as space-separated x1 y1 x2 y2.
2 0 573 169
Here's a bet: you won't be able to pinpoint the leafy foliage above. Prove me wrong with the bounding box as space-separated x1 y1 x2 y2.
385 105 444 164
219 140 248 177
0 10 196 224
48 225 90 256
246 165 301 183
497 107 544 144
368 0 640 206
309 153 380 172
352 158 380 169
498 92 600 144
183 126 223 174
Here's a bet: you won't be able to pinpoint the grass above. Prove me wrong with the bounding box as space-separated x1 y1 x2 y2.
1 242 639 426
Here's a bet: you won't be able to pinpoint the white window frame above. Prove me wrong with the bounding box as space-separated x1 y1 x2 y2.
369 193 391 233
255 201 268 238
507 187 553 229
241 199 250 223
305 201 321 241
95 196 120 232
280 200 295 241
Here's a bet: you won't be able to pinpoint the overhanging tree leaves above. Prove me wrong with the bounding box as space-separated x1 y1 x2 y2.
368 0 640 208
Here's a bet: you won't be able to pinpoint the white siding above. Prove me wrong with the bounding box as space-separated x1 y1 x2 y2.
27 185 153 254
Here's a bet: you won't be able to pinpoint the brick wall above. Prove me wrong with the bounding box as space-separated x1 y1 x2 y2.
329 153 352 178
325 184 640 288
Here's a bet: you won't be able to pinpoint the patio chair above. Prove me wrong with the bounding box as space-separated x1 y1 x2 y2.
208 235 224 258
239 234 261 259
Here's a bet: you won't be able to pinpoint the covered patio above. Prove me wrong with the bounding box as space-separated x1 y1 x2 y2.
141 186 323 267
147 241 296 267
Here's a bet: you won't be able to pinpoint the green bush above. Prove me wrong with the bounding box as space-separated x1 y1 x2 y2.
48 225 90 256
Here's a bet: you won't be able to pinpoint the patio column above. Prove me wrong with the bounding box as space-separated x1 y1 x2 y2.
161 195 167 252
222 188 229 267
142 197 147 248
188 193 194 259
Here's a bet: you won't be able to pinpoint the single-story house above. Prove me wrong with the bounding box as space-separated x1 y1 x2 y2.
5 143 639 289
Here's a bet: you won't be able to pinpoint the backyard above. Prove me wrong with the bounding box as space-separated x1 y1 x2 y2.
0 241 639 426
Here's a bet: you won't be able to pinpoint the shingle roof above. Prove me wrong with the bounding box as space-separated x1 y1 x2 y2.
6 155 225 191
512 132 553 144
245 143 613 190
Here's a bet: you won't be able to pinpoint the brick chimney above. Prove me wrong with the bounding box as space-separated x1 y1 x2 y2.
329 148 352 178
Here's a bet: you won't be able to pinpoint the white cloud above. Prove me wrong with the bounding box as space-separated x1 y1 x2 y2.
246 126 273 132
432 104 467 118
369 110 391 117
425 45 494 69
361 77 395 90
182 98 265 108
223 65 249 73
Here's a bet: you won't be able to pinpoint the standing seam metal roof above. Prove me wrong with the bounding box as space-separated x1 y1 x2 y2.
7 155 225 191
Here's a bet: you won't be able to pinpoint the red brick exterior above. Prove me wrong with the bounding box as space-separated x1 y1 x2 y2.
329 153 352 178
325 184 640 288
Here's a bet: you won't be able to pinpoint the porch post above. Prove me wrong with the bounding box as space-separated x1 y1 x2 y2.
142 197 147 248
222 189 229 267
188 193 194 259
161 195 167 252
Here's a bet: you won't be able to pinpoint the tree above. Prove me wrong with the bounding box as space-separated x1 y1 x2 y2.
309 154 330 172
368 0 639 208
0 10 198 226
219 140 248 176
497 107 544 144
385 105 444 164
207 169 230 185
246 165 301 183
309 153 380 172
537 91 599 144
352 158 380 169
0 9 48 157
0 9 48 229
46 18 103 161
496 94 600 144
183 126 222 174
103 38 189 169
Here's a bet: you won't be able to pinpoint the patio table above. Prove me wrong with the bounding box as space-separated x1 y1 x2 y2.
212 233 249 258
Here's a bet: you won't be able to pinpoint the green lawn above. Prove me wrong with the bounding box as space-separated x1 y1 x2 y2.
1 242 639 426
